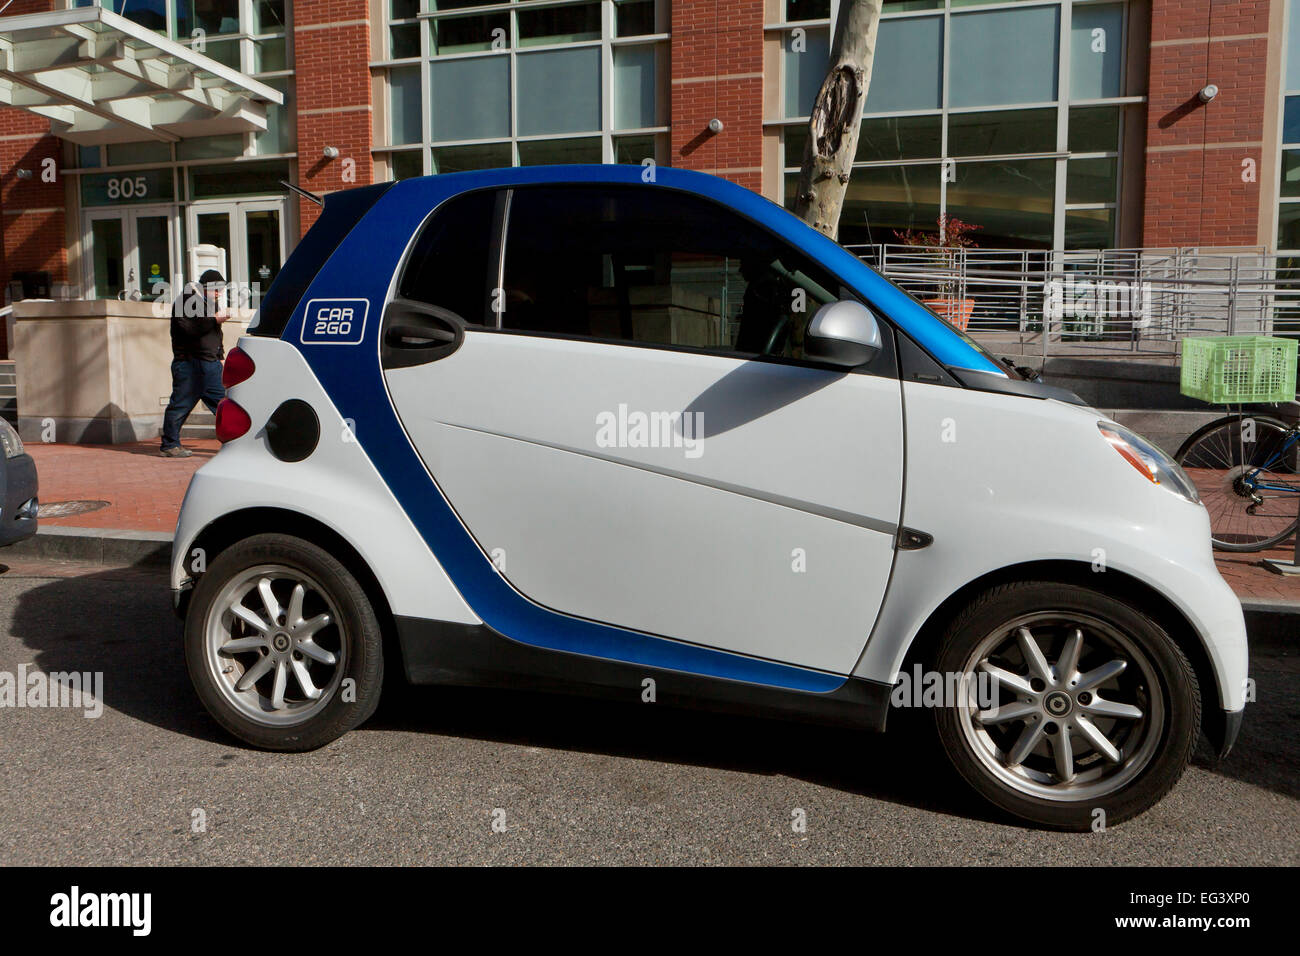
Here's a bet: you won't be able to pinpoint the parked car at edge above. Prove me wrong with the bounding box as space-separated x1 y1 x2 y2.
172 166 1247 830
0 417 37 547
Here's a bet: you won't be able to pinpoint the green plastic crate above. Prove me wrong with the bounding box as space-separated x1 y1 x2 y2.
1180 335 1298 404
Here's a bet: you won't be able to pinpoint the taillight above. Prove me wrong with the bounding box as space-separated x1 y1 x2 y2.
214 398 252 442
222 346 256 388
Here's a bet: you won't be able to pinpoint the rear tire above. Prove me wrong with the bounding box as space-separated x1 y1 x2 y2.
185 533 384 751
932 581 1199 830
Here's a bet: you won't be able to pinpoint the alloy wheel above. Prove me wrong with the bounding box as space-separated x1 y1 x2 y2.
202 563 347 726
955 612 1164 802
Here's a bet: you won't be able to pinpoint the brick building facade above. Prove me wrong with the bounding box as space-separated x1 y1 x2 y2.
1 0 1298 357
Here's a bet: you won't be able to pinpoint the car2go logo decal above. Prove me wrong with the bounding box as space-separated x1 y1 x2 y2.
300 299 370 345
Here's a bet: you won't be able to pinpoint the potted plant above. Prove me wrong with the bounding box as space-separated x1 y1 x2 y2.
893 215 981 331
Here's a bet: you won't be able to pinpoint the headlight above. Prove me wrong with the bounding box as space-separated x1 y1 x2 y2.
0 419 23 459
1098 422 1199 503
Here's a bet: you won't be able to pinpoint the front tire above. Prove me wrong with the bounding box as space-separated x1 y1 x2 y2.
933 582 1199 830
185 533 384 751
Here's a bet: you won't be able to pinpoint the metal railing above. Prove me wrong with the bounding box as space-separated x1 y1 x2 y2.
848 244 1300 365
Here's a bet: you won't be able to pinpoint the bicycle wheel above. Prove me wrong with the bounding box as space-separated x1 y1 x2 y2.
1175 413 1300 552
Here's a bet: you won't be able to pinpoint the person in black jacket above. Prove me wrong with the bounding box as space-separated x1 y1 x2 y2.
160 269 229 458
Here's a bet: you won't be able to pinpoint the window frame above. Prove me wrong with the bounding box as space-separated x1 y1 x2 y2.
395 182 900 379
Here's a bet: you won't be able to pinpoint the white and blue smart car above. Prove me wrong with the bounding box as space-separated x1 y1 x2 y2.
174 166 1247 829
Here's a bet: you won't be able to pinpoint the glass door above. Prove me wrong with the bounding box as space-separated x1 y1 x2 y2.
241 202 284 296
83 206 177 301
187 200 286 305
86 212 128 299
191 202 235 283
130 207 176 302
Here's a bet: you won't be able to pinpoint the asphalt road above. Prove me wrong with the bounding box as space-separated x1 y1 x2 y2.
0 559 1295 866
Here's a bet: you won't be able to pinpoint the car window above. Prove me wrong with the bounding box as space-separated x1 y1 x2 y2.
399 188 500 326
498 185 852 363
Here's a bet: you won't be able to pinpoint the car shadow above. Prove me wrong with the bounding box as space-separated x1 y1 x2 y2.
7 562 1296 822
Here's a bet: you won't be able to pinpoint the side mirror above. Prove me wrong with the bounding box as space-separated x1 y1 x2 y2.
804 299 882 368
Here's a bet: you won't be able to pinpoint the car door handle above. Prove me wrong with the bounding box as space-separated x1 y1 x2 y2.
386 324 456 348
381 298 465 369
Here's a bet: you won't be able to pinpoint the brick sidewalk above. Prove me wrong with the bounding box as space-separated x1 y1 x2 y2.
26 440 217 533
20 440 1300 607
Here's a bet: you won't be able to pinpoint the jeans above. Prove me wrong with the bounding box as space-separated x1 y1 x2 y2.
161 358 225 449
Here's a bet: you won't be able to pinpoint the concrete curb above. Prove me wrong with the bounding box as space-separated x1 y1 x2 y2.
4 526 172 567
1242 604 1300 650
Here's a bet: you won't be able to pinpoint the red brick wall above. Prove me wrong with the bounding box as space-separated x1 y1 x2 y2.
670 0 765 192
0 0 62 357
1142 0 1272 247
292 1 374 235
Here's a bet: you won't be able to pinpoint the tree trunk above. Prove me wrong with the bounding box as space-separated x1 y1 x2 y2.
792 0 884 240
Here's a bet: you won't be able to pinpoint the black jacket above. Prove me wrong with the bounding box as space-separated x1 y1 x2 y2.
171 283 225 362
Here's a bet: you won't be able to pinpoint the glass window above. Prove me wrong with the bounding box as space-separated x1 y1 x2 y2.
400 188 500 325
432 13 509 54
516 48 602 135
177 134 244 160
202 39 242 69
615 134 657 165
1287 0 1300 90
253 0 286 33
854 115 943 161
1284 96 1300 145
1282 150 1300 198
786 0 830 20
78 145 102 169
863 16 943 114
176 0 241 38
106 141 172 166
254 79 291 154
1065 207 1116 250
517 3 602 47
1066 157 1118 203
391 66 424 145
1071 3 1124 100
392 150 425 179
253 36 287 72
517 137 602 164
945 159 1056 248
784 27 830 116
836 164 945 246
947 108 1056 156
1069 105 1121 152
432 142 512 172
616 0 656 37
949 7 1060 108
391 0 420 18
614 45 656 129
1279 203 1300 250
189 160 290 199
96 0 166 32
391 23 421 58
430 56 510 140
500 186 858 365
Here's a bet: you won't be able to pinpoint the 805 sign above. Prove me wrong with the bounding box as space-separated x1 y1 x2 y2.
300 298 369 345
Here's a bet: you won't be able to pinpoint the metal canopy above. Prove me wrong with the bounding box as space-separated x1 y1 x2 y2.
0 5 283 145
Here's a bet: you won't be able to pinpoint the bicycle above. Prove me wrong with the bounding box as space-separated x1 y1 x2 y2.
1174 407 1300 552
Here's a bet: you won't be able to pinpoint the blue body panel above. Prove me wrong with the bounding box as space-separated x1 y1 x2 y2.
278 166 997 693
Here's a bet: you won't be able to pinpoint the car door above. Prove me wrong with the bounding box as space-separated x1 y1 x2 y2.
381 183 904 676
